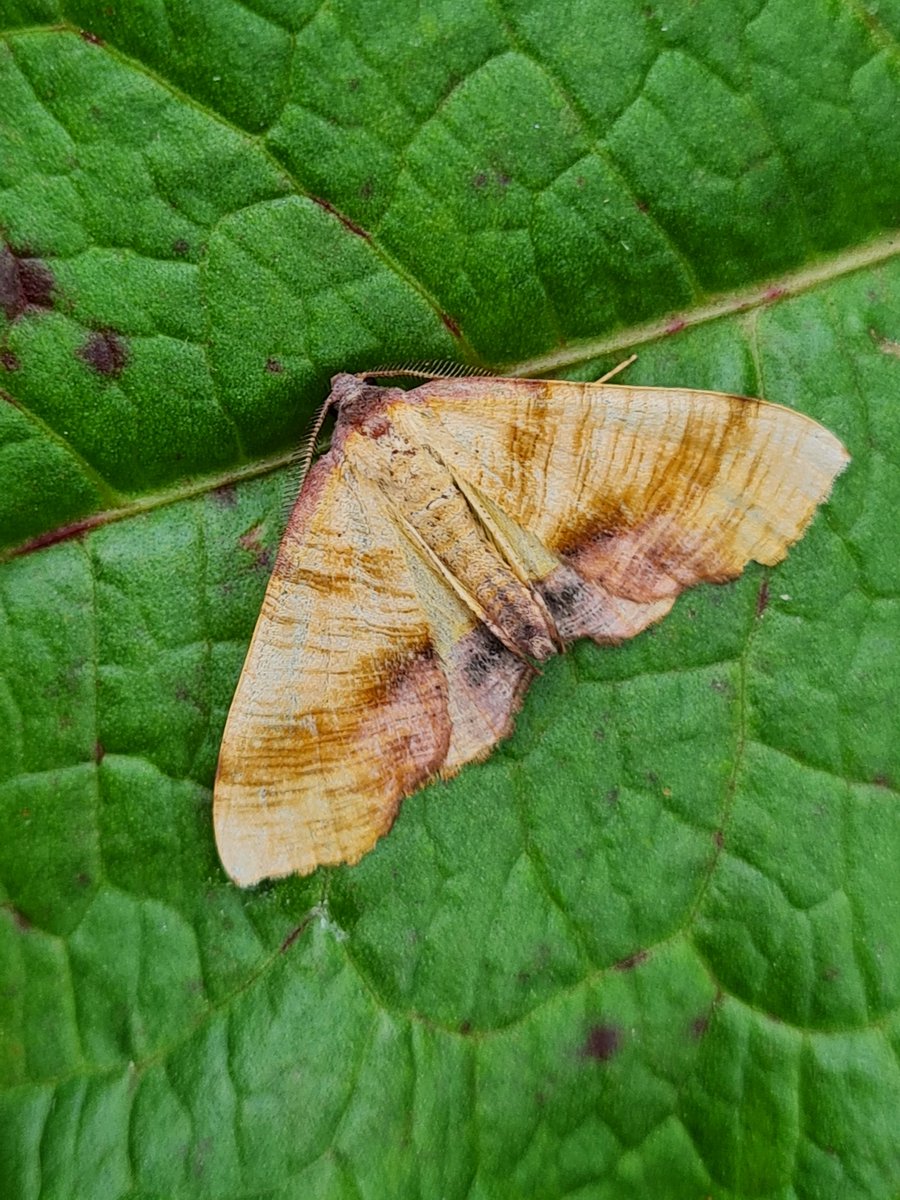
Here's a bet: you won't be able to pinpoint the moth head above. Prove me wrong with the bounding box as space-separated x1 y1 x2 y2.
329 372 399 438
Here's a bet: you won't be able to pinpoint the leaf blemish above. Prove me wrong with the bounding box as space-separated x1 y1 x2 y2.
3 903 32 932
213 483 238 508
265 357 284 373
309 195 370 239
0 244 55 320
580 1023 621 1062
1 350 20 371
77 328 129 376
755 576 770 616
440 311 462 338
614 949 649 971
279 917 312 953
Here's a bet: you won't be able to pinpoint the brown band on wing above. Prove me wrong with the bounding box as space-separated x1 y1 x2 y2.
350 641 452 811
215 638 451 883
538 561 675 644
441 623 534 774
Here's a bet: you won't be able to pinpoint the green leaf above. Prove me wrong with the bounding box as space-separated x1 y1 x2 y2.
1 3 898 1198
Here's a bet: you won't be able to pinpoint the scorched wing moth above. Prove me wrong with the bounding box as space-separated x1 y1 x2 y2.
214 369 849 885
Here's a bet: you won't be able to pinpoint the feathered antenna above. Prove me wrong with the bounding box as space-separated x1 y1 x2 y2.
358 359 494 382
294 390 338 484
278 389 339 522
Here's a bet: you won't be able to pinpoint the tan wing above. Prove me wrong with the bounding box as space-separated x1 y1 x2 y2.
214 442 531 886
400 377 849 640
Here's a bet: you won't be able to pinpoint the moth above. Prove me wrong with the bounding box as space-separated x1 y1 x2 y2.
214 367 849 886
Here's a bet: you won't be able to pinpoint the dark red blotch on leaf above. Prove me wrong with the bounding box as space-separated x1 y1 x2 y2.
0 244 55 321
580 1023 622 1062
78 329 129 377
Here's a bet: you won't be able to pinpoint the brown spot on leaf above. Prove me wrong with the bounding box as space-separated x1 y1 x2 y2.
213 483 238 508
12 513 105 557
713 829 724 849
239 523 265 554
79 28 105 45
280 917 312 953
472 172 488 189
1 350 20 371
614 949 649 971
872 330 900 360
4 904 32 932
440 311 462 338
172 238 190 256
0 245 55 320
359 178 374 200
755 576 770 617
265 357 284 374
459 1020 472 1035
872 773 893 789
78 328 129 376
309 195 370 239
690 1015 709 1039
664 318 686 336
580 1023 621 1062
93 740 106 764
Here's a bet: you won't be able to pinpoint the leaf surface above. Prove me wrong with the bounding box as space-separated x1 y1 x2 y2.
1 3 899 1198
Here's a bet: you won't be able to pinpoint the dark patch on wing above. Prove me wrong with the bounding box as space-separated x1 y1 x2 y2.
539 574 586 622
77 328 129 376
1 244 55 321
555 503 631 562
461 625 510 687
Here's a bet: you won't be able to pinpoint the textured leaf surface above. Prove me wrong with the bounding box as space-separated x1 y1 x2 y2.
1 3 899 1198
